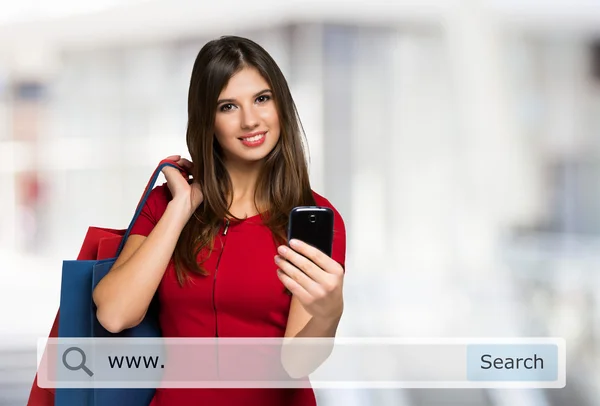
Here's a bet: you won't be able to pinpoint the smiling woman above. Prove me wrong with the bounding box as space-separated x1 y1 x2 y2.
214 69 281 164
91 35 347 406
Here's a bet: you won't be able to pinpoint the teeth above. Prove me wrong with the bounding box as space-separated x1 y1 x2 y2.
243 133 264 142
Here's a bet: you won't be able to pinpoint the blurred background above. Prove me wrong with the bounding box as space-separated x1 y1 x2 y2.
1 0 599 405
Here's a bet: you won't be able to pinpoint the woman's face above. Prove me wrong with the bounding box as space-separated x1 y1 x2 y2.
214 66 280 165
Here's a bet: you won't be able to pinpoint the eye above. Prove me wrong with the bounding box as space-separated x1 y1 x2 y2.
256 94 271 103
219 103 235 112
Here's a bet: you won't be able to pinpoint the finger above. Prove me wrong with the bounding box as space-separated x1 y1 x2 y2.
275 255 321 295
288 239 341 275
162 165 182 174
162 156 183 173
163 157 190 173
177 158 194 171
276 269 312 302
277 245 328 284
162 166 187 181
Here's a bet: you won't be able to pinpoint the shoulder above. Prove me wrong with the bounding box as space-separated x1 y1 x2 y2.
311 190 347 267
311 190 345 231
148 182 171 203
312 190 341 213
142 182 172 216
129 183 172 236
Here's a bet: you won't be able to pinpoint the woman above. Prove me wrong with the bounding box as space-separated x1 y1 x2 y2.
93 35 346 405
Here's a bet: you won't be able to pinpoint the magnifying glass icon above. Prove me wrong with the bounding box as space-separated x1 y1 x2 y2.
62 347 94 377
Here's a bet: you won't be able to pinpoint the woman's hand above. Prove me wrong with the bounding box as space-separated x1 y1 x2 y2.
275 240 344 321
162 155 203 217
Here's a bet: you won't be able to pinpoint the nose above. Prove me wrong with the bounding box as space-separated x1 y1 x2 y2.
240 106 259 130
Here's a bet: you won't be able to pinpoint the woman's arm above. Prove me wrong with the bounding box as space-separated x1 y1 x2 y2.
276 239 345 378
92 197 191 333
280 296 341 378
93 156 202 333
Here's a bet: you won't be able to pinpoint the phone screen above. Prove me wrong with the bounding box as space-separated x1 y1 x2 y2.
287 206 334 257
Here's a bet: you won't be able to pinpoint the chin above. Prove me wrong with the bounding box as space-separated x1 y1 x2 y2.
227 152 268 165
237 146 276 163
244 153 272 163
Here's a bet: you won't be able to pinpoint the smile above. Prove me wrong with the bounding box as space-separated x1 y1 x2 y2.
239 131 267 147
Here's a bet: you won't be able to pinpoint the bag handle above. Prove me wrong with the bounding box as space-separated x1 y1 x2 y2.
115 159 188 256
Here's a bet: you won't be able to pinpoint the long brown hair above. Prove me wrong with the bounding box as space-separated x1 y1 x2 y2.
172 35 316 285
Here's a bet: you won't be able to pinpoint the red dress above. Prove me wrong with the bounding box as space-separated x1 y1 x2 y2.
129 184 347 406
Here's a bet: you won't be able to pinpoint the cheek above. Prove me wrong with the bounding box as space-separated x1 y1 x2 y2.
262 106 280 130
214 116 238 141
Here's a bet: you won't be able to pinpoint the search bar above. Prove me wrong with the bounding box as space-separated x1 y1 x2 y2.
37 337 566 389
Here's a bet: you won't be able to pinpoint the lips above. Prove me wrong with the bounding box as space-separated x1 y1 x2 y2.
239 131 267 147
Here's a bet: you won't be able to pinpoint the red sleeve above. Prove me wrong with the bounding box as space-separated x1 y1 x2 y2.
129 183 171 237
312 192 347 270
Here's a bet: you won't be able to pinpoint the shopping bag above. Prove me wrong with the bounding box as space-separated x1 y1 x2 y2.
27 159 186 406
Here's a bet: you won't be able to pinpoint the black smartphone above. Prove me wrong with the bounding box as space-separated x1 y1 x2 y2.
287 206 334 257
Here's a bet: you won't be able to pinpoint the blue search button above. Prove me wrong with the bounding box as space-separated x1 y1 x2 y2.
467 344 558 381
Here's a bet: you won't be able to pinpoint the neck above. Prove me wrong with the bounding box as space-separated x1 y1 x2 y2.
224 158 264 212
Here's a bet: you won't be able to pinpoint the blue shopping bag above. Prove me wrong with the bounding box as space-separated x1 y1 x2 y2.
29 159 186 406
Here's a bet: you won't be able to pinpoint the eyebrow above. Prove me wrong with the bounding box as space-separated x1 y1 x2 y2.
217 89 272 105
